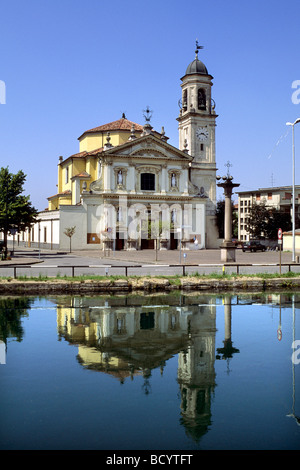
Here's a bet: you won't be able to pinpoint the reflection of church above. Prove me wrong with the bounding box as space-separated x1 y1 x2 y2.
56 294 217 441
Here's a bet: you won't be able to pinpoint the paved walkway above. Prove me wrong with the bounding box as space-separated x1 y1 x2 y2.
3 246 297 266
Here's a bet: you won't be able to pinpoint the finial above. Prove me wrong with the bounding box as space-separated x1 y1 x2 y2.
160 126 168 141
104 131 113 149
195 39 203 59
128 124 137 141
183 139 189 154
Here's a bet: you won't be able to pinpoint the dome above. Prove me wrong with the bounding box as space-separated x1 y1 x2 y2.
185 58 208 75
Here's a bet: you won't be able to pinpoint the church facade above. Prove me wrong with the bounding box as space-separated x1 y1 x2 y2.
20 47 219 252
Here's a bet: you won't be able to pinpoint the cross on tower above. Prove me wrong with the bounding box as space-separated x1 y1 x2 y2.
143 106 153 123
225 160 233 177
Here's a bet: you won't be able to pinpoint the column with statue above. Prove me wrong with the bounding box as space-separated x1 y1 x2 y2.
217 162 240 262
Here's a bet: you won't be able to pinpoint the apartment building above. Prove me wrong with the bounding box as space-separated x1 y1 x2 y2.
237 185 300 241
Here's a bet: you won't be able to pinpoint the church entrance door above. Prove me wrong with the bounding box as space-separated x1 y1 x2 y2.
141 238 155 250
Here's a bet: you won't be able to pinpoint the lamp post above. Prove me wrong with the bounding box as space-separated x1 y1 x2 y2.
286 118 300 262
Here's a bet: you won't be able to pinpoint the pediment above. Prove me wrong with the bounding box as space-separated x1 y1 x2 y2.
103 134 192 163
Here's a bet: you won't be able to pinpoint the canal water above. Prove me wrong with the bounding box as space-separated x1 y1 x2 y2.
0 292 299 451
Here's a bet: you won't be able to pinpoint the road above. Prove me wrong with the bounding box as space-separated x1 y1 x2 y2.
0 247 299 278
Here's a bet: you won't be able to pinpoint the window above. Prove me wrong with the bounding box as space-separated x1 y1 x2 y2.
183 90 187 110
141 173 155 191
65 166 69 184
44 227 47 243
198 88 206 110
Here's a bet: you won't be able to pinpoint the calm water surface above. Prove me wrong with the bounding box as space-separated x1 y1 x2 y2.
0 292 299 450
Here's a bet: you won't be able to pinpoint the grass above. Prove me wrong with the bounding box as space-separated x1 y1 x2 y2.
0 270 299 283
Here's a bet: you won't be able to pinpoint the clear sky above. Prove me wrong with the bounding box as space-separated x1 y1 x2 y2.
0 0 300 210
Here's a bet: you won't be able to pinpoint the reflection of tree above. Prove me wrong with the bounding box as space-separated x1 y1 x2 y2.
0 297 32 343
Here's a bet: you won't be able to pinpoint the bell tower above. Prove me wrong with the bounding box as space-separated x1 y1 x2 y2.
177 42 218 247
178 42 217 164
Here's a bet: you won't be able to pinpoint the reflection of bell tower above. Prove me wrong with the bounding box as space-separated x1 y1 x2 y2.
177 304 216 442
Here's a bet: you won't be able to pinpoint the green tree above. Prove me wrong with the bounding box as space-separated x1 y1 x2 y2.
246 202 292 239
0 167 38 259
215 199 238 239
264 208 292 239
246 202 268 239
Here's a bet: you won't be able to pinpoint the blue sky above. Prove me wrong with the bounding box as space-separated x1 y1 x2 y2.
0 0 300 210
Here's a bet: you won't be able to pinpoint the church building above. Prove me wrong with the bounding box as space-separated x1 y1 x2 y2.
24 45 219 252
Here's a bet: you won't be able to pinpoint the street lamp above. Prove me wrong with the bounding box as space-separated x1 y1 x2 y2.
286 118 300 262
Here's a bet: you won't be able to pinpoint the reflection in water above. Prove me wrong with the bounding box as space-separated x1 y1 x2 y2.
0 297 33 344
1 292 299 449
216 296 240 369
56 294 218 441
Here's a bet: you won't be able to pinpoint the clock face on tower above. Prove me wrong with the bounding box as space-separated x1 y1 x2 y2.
196 127 209 141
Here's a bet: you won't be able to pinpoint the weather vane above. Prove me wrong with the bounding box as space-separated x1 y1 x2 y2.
195 39 203 58
143 106 153 123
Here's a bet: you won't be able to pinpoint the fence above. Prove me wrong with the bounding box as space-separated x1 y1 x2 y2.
1 262 300 279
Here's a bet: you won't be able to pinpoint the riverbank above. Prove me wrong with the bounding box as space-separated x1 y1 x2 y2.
1 273 300 294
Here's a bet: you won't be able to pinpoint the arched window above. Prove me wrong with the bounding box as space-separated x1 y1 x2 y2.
183 90 187 111
198 88 206 110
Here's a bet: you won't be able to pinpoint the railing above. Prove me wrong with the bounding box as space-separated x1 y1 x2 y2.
0 262 300 278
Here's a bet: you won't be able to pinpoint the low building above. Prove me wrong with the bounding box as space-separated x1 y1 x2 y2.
282 228 300 252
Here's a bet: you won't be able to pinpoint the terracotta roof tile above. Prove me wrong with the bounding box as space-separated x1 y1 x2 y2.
78 118 143 139
47 190 71 200
72 171 91 178
68 151 88 158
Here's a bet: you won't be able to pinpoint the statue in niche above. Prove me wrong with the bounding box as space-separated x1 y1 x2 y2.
117 170 123 185
171 173 176 187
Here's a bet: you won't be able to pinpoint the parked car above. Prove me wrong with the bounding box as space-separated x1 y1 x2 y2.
242 240 266 252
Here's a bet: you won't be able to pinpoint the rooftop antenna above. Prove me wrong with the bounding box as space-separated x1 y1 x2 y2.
270 173 275 187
